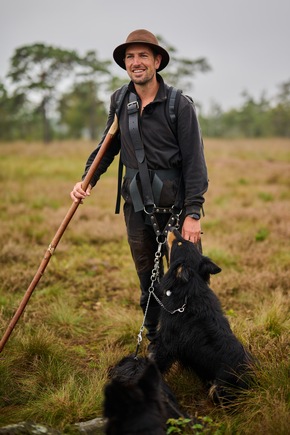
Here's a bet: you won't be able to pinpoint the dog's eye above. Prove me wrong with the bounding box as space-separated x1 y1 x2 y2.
178 242 182 246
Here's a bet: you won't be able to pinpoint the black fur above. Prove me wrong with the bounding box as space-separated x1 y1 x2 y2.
152 228 254 404
104 355 186 434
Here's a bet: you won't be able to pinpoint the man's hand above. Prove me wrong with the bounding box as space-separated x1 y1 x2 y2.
70 182 92 203
181 216 202 244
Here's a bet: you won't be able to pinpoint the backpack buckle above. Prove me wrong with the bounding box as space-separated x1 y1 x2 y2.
127 100 139 114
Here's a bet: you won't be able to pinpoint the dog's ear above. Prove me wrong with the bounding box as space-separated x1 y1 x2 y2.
199 257 222 281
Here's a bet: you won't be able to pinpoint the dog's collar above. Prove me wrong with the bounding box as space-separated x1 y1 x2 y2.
153 292 187 314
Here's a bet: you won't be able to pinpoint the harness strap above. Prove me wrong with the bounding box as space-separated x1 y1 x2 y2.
127 93 155 209
149 210 181 239
114 84 129 214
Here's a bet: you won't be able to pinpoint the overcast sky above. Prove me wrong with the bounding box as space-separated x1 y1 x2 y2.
1 0 289 112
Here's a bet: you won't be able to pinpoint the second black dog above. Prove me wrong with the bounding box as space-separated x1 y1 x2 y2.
152 228 254 404
104 355 187 434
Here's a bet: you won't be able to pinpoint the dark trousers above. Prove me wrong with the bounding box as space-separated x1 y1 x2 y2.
123 202 174 341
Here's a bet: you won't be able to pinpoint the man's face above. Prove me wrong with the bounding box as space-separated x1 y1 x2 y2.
124 44 162 85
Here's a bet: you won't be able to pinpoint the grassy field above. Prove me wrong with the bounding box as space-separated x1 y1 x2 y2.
0 138 289 434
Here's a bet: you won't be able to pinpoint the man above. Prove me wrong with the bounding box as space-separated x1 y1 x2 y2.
71 29 208 344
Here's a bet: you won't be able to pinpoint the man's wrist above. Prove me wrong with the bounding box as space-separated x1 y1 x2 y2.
187 213 200 220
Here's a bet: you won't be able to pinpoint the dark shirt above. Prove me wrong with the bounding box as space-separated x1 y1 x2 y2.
82 74 208 216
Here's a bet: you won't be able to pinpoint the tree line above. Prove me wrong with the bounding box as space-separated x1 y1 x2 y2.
199 83 290 138
0 40 289 142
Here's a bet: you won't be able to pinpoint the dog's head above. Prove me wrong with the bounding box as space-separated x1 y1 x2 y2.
104 359 165 434
166 228 221 284
108 355 150 383
105 360 162 410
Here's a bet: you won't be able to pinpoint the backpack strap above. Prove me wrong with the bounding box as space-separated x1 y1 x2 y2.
115 84 129 117
115 84 128 214
166 86 182 138
168 86 179 123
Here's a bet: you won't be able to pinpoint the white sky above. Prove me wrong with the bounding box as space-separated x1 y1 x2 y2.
0 0 289 112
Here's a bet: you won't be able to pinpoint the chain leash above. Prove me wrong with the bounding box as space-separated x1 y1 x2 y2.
151 292 187 315
134 240 164 359
134 208 183 359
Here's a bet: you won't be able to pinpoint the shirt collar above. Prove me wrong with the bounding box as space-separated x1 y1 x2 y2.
128 73 166 103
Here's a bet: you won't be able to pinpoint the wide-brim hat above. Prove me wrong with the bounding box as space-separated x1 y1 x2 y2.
113 29 170 72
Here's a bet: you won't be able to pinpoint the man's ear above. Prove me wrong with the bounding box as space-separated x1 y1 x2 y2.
154 53 162 70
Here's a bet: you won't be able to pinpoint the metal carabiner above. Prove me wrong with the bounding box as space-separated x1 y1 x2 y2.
156 235 166 246
177 306 185 313
143 204 156 215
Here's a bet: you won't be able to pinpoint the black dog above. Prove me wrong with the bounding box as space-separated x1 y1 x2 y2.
151 228 254 404
104 355 187 435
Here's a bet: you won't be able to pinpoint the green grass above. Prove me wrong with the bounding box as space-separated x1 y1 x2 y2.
0 138 289 433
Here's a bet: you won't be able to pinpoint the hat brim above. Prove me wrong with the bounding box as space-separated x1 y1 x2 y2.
113 42 170 72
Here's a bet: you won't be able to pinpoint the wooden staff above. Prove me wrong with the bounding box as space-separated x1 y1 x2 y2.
0 116 119 353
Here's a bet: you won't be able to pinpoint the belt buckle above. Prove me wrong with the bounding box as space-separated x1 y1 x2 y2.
127 100 139 114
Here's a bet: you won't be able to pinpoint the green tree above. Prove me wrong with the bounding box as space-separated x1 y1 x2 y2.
275 79 290 106
57 50 112 140
0 80 28 140
237 91 271 137
204 91 273 138
270 79 290 137
199 101 225 137
58 80 107 140
7 43 80 143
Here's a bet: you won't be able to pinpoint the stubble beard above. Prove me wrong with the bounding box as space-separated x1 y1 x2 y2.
131 71 155 87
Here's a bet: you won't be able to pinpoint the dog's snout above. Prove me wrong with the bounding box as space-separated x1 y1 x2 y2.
167 227 177 249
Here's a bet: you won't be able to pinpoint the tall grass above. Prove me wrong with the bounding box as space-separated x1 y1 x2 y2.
0 139 289 433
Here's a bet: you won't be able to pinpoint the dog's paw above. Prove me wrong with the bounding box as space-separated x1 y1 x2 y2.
208 384 217 401
208 383 223 405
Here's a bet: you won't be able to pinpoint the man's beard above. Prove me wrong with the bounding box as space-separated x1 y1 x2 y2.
132 71 155 86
